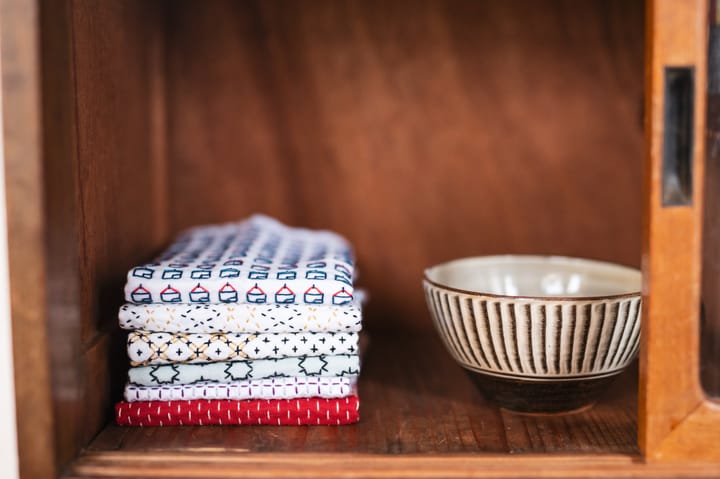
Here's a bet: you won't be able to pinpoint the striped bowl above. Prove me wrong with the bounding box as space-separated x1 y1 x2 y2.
424 255 641 413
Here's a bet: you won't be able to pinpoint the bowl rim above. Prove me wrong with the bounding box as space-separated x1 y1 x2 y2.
424 254 642 301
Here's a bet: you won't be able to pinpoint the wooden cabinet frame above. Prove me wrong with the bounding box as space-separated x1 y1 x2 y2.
640 0 720 462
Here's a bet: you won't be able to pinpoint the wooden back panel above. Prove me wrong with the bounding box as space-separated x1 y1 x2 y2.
166 0 646 332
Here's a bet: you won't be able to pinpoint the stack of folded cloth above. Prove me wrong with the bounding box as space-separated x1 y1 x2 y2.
115 215 362 426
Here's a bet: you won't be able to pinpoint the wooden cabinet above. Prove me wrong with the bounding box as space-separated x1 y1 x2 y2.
1 0 718 477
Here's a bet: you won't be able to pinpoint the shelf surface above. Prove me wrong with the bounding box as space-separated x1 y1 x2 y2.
83 332 638 456
70 334 720 477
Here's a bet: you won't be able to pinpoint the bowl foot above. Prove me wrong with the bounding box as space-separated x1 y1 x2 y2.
467 371 618 414
500 402 595 416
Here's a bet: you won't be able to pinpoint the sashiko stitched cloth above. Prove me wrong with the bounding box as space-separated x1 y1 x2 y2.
124 377 356 401
116 397 360 426
116 215 362 426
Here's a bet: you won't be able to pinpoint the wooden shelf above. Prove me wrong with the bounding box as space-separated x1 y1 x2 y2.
66 335 715 476
65 333 648 477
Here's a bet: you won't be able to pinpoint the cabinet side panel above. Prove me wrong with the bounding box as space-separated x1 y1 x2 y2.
1 0 57 477
166 0 645 332
39 0 169 471
70 0 169 345
41 0 82 470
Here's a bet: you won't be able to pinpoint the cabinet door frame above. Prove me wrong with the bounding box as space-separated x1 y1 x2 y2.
640 0 720 462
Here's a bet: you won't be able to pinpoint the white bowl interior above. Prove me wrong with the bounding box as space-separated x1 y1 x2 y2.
425 255 641 298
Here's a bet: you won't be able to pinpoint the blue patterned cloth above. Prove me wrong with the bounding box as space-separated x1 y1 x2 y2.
124 215 355 306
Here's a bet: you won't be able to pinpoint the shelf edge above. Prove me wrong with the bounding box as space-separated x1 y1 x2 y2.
66 451 719 479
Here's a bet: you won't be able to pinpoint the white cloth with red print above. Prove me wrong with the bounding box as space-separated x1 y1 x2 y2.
123 215 356 306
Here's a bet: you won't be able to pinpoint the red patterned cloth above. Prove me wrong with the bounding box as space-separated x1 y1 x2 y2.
115 396 359 426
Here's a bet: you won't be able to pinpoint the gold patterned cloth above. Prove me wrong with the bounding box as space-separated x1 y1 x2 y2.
127 330 359 366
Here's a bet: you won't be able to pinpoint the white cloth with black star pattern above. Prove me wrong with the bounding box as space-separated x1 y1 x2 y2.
127 354 360 386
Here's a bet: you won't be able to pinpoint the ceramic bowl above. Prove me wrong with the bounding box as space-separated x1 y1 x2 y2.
423 255 641 413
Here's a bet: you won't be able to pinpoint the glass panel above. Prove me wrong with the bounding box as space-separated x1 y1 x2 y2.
701 0 720 398
663 67 695 206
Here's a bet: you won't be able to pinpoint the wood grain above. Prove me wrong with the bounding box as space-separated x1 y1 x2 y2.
85 333 638 457
70 0 169 344
68 453 720 479
46 0 169 472
166 0 646 333
39 0 88 469
3 0 171 475
1 0 57 477
639 0 720 462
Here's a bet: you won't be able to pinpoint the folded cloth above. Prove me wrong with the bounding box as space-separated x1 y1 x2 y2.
116 396 360 426
129 355 360 386
124 215 355 306
124 376 355 402
118 301 362 333
128 331 359 366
